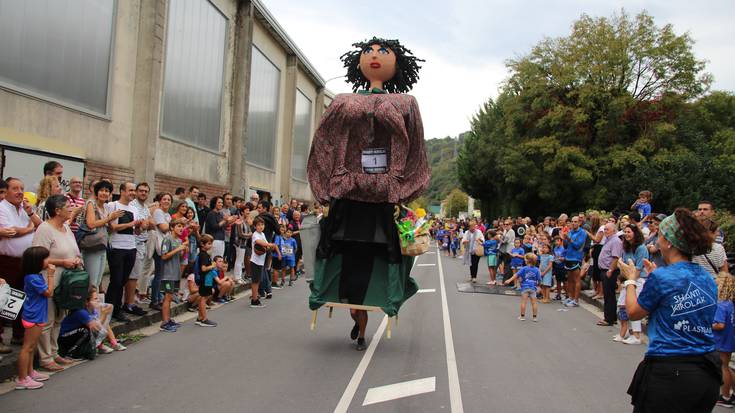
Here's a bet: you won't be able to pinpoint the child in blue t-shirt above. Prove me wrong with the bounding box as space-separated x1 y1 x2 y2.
442 231 450 255
552 237 567 300
450 232 460 258
539 244 553 303
17 246 53 390
631 190 652 220
510 239 525 289
503 253 541 321
271 225 286 288
483 230 499 285
714 276 735 405
280 228 298 286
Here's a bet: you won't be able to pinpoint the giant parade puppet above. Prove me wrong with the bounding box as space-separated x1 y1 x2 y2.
306 37 431 350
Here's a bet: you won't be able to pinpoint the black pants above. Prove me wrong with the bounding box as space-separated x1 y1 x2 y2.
470 254 481 279
632 358 720 413
602 268 618 324
106 248 136 314
58 327 96 360
500 252 512 279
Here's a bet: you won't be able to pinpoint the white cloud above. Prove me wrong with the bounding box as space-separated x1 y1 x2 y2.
260 0 735 138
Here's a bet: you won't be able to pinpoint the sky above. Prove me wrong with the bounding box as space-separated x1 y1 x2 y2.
260 0 735 140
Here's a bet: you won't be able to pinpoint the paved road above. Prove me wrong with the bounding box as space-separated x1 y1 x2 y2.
1 246 646 412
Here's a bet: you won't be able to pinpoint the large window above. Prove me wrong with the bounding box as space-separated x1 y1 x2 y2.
246 46 280 170
291 90 312 181
0 0 115 115
161 0 227 151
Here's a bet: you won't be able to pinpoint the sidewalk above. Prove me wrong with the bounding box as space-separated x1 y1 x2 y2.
0 280 251 383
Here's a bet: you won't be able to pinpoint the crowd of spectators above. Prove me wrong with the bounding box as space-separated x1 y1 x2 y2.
0 161 315 389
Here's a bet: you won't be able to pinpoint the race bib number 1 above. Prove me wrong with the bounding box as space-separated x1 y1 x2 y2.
0 284 26 321
362 148 388 174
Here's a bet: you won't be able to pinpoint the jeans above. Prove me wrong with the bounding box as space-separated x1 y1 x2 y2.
82 248 107 290
602 268 619 324
151 253 163 305
106 248 136 314
259 257 272 296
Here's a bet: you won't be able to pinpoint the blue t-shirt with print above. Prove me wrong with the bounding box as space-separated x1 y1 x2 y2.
60 308 93 336
22 273 48 324
714 300 735 352
637 262 717 356
483 239 498 256
510 247 525 268
636 202 651 219
516 266 541 291
280 237 297 265
622 244 649 278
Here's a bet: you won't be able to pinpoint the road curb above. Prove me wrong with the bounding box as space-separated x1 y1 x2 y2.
579 290 604 311
0 282 250 382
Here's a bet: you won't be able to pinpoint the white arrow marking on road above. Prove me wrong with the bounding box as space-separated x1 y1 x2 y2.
417 263 436 267
362 377 436 406
417 289 436 294
437 249 464 412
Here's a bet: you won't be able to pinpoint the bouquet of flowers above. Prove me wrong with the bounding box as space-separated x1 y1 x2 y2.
395 206 431 256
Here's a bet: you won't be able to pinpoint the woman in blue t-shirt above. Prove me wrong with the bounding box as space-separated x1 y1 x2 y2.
619 208 720 413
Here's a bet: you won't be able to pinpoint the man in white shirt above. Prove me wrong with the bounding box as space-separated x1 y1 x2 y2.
186 186 199 225
0 177 42 349
105 182 144 323
125 182 155 316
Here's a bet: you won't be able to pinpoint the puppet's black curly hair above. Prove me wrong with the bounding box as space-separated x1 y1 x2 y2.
340 37 425 93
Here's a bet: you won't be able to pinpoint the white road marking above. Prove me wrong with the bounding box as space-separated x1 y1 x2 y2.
417 288 436 294
437 250 464 412
417 263 436 267
362 377 436 406
334 315 389 413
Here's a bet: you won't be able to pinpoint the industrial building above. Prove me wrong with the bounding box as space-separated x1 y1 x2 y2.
0 0 332 204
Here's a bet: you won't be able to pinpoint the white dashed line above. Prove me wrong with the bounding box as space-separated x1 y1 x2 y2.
362 377 436 406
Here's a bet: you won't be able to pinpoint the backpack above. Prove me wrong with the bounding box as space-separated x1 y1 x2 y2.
54 268 90 310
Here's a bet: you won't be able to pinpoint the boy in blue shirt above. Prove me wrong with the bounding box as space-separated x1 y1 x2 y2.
552 236 567 300
483 230 499 285
631 190 652 220
280 228 298 286
510 239 525 290
504 253 541 321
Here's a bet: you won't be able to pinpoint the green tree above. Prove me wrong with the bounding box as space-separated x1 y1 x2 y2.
458 9 717 218
444 189 468 218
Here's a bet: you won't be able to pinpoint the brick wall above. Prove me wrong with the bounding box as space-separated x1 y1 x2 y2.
154 173 230 199
84 160 135 193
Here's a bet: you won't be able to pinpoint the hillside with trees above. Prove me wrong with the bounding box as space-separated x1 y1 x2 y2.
414 133 469 210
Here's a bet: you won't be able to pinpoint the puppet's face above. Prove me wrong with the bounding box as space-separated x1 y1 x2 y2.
359 44 397 87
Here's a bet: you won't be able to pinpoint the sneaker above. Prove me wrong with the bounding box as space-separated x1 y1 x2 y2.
612 334 627 342
717 395 734 408
622 336 642 345
112 312 131 323
111 343 127 351
196 319 217 327
265 293 273 299
130 305 147 316
569 300 579 307
288 281 293 287
518 315 526 321
167 319 182 328
159 323 177 333
356 338 367 351
15 376 43 390
272 285 283 290
225 296 235 302
532 316 538 322
29 370 49 382
186 303 197 312
553 294 562 301
97 344 114 354
250 300 266 308
486 281 496 285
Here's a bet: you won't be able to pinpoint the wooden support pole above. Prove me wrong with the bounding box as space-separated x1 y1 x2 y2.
310 310 317 330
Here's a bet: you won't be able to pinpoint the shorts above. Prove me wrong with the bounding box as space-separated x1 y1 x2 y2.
199 285 213 297
161 280 176 294
283 259 296 269
486 254 498 267
22 319 45 328
521 288 537 295
272 258 283 270
564 260 581 271
618 306 629 321
553 264 567 282
250 263 265 283
129 242 147 280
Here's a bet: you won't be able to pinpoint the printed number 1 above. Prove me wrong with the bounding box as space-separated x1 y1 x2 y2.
374 157 377 165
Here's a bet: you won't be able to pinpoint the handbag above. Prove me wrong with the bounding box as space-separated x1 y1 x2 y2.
474 242 485 257
77 203 107 251
401 230 430 257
